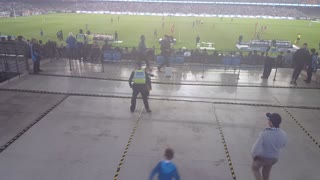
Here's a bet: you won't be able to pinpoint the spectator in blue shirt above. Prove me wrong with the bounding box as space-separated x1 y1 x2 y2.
66 32 77 60
251 113 287 180
149 148 180 180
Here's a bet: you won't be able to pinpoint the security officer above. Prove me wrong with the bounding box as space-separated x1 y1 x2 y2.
86 31 94 60
76 29 86 60
129 62 152 113
296 33 301 45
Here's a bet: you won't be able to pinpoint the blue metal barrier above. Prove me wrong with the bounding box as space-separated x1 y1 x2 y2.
156 55 185 64
103 51 121 62
223 56 241 66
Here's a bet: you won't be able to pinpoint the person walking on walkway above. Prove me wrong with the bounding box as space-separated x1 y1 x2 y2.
149 148 180 180
290 43 310 85
158 35 171 71
138 35 150 68
251 113 287 180
129 62 152 113
261 51 276 79
30 38 42 74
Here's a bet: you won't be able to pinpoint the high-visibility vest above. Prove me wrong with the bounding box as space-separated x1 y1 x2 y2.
87 34 94 45
133 69 146 84
76 33 85 43
269 46 277 58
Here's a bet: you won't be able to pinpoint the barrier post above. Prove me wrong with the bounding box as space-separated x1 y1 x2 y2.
201 60 205 78
15 56 20 77
273 59 278 81
24 57 30 74
68 59 72 71
101 55 104 73
237 64 241 79
4 59 9 83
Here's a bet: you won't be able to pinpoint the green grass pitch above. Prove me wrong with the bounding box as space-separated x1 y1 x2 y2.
0 13 319 51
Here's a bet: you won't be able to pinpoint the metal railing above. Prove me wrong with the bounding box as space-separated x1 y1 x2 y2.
0 42 29 83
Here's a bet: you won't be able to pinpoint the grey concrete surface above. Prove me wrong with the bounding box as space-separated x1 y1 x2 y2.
0 91 64 147
119 102 231 180
214 105 320 180
0 60 319 180
0 96 140 180
3 74 320 107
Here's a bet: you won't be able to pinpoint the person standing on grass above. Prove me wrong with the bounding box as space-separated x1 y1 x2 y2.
295 33 301 45
149 148 180 180
114 31 118 41
196 35 200 45
251 113 287 180
154 29 157 39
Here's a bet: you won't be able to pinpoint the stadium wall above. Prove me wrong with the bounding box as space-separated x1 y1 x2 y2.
82 0 320 7
76 10 303 20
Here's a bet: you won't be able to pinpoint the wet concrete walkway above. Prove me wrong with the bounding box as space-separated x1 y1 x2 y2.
0 59 319 180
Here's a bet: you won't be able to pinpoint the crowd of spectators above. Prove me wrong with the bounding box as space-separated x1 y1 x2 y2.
0 2 74 16
73 2 308 17
1 1 319 18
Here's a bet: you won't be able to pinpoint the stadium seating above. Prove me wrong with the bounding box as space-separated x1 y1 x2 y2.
1 1 319 18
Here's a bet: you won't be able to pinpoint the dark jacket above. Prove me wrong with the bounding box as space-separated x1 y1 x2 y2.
160 39 171 56
66 36 77 48
293 48 310 66
30 43 42 62
138 40 147 55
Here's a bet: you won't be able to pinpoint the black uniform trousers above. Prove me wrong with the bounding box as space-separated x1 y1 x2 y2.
305 65 313 82
158 54 170 69
33 58 40 74
262 57 274 78
77 42 85 60
68 47 76 60
130 84 150 111
291 64 304 82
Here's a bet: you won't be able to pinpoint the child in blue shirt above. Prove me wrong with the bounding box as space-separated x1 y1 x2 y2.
149 148 180 180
